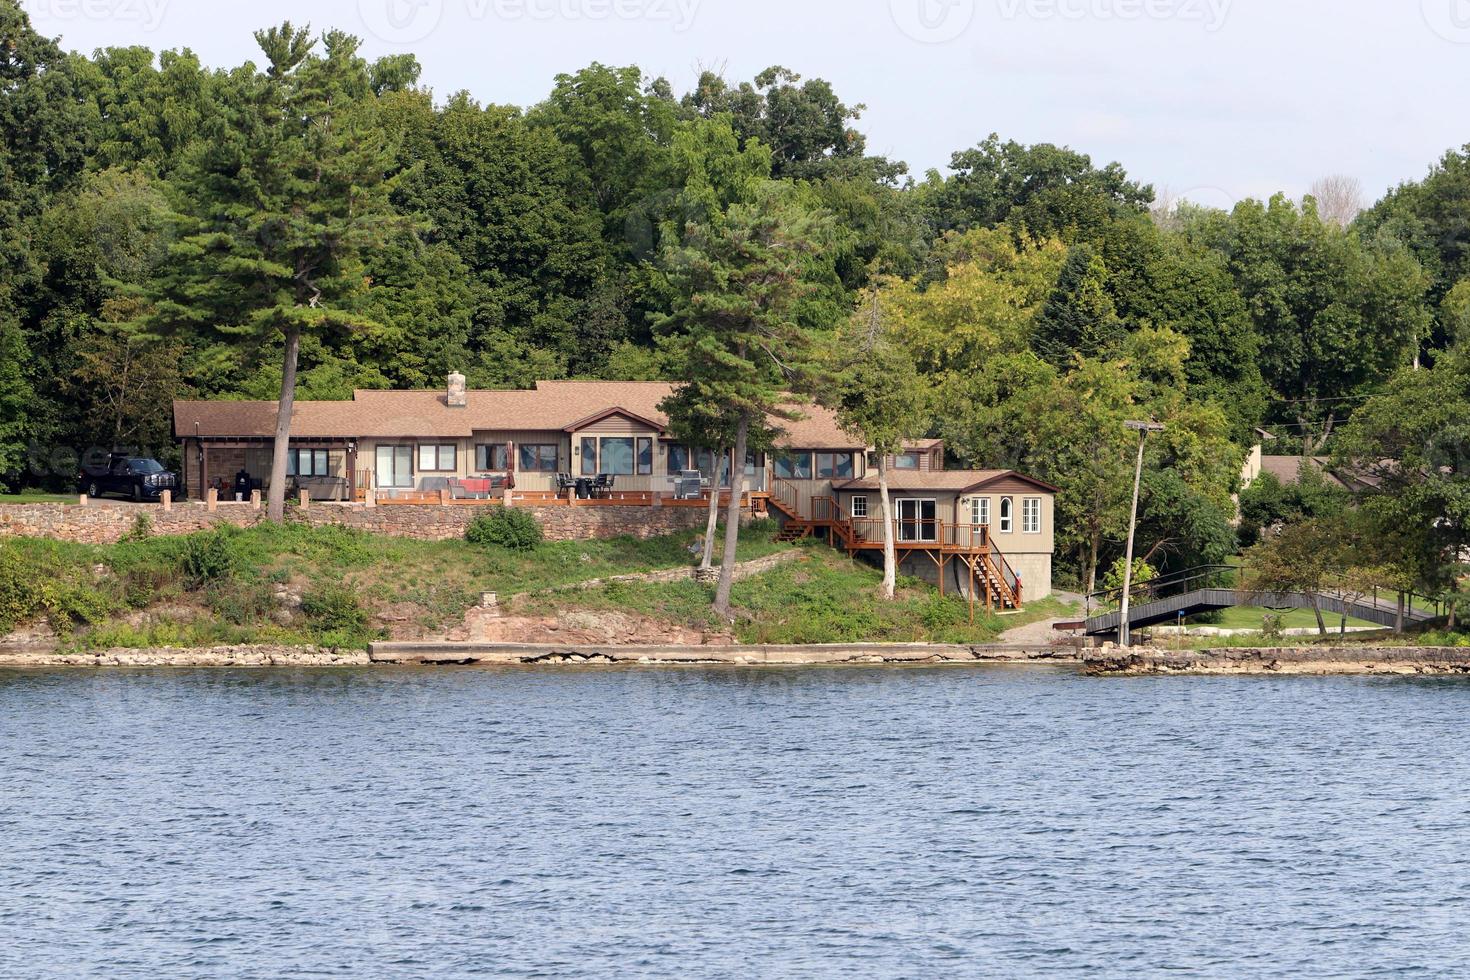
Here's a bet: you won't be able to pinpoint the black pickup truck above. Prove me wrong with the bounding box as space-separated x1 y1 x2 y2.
81 456 181 502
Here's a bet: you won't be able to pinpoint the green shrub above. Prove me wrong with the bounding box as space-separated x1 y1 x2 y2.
122 513 153 542
466 509 542 552
206 579 276 625
184 527 241 585
0 541 115 635
301 584 368 633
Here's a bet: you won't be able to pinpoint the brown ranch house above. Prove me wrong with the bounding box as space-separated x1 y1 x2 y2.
173 376 1056 605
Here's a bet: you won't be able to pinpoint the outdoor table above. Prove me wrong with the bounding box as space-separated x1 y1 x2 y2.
575 478 593 499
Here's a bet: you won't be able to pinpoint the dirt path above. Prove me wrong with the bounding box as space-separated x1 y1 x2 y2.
998 592 1083 646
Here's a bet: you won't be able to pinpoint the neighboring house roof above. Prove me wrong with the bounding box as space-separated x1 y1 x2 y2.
833 470 1058 495
173 380 862 448
1259 455 1352 491
900 438 944 452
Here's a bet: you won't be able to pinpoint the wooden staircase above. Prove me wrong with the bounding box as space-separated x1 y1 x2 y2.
767 480 1023 611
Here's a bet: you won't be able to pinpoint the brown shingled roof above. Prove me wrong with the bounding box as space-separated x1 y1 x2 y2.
173 381 862 448
834 470 1058 494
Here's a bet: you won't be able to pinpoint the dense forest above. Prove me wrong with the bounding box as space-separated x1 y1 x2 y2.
4 1 1470 595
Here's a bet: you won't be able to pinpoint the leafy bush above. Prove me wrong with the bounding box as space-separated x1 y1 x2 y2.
466 509 542 552
301 584 368 633
0 541 114 635
206 579 276 625
122 513 153 542
184 527 242 585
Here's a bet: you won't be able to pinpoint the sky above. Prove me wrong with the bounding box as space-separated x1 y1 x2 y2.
22 0 1470 207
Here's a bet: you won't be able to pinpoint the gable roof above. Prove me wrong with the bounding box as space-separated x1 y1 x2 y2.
173 380 860 448
833 470 1058 495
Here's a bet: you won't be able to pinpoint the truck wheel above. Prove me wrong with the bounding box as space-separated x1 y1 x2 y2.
87 480 100 498
132 485 143 502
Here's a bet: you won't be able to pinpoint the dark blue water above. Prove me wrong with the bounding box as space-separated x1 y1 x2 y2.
2 666 1468 978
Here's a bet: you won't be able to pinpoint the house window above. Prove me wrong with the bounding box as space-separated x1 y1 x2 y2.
1023 497 1041 534
971 496 990 528
894 452 920 470
774 452 813 480
417 444 456 472
519 444 559 473
580 436 653 476
475 444 510 471
851 495 868 519
815 452 855 479
375 446 414 488
999 496 1014 533
287 449 330 477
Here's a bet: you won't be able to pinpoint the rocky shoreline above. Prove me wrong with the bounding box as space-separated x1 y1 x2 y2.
0 642 1081 668
1085 646 1470 676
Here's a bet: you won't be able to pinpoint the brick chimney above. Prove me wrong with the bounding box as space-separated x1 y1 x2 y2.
447 371 467 408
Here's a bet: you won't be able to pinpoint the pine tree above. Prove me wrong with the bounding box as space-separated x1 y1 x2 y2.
143 25 406 520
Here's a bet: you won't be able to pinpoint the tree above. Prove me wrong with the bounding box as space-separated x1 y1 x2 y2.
0 316 32 483
659 181 828 616
922 135 1153 241
1308 175 1364 229
143 26 406 520
1333 350 1470 596
1031 243 1124 366
829 287 931 598
1185 195 1431 444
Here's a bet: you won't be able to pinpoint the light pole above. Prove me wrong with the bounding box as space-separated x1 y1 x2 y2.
1119 420 1165 648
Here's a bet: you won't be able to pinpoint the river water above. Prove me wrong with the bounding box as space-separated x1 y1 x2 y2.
2 665 1467 978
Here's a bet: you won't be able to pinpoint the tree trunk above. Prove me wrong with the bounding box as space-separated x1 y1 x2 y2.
266 326 301 523
1395 591 1405 633
1085 530 1101 595
700 448 724 571
1310 595 1327 636
714 421 748 618
878 458 896 600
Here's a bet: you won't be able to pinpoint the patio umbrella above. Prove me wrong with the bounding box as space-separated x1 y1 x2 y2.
507 441 516 490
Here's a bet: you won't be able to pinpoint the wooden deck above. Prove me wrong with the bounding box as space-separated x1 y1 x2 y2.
767 481 1023 615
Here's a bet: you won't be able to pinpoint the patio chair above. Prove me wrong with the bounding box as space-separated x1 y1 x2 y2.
555 473 576 493
447 479 470 500
593 473 615 497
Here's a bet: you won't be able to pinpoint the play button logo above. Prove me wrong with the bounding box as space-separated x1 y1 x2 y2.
890 0 976 43
359 0 444 44
1423 0 1470 42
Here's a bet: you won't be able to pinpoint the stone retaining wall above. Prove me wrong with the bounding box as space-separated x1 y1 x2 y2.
0 501 718 545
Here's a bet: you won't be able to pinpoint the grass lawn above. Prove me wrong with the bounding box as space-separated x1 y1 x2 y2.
0 492 75 504
517 542 1080 646
1188 605 1379 632
0 518 796 651
4 516 1080 650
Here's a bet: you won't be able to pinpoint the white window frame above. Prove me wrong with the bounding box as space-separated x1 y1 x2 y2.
970 496 990 527
851 495 868 519
417 443 457 472
1023 497 1041 534
999 496 1014 534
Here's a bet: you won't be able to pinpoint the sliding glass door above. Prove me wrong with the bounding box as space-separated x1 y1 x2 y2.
897 499 937 543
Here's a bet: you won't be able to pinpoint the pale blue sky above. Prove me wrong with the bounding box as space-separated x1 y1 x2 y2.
24 0 1470 207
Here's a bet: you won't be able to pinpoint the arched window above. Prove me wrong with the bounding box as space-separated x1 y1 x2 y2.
999 496 1013 533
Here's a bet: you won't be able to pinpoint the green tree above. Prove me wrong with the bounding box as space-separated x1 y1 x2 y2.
922 135 1153 240
659 181 829 616
143 25 406 520
1031 243 1124 366
829 287 932 599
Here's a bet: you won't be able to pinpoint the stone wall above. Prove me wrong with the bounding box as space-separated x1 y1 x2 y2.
0 501 721 546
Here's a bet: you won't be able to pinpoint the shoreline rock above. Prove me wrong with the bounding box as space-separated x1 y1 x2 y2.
1085 646 1470 676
